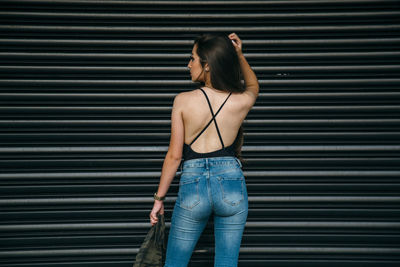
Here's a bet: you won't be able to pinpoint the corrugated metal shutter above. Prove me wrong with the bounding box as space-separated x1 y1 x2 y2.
1 0 399 266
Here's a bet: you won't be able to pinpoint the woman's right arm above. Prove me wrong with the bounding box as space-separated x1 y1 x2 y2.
238 53 259 99
228 33 259 102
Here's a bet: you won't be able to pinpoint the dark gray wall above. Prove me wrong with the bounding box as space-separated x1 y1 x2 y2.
1 0 400 266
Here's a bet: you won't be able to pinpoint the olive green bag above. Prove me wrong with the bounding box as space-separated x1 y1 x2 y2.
133 213 166 267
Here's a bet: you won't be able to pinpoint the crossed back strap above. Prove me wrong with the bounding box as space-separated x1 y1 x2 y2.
189 88 232 148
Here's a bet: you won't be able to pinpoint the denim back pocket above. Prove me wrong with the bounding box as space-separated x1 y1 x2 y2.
178 173 201 210
216 170 245 206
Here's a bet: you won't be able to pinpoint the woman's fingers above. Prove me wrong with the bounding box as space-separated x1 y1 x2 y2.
228 33 242 54
229 33 239 40
150 212 158 224
228 33 241 47
149 202 164 225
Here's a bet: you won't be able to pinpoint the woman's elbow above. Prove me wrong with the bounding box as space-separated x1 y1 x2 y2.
167 151 182 161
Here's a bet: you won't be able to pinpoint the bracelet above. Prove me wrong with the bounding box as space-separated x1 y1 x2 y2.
154 192 166 201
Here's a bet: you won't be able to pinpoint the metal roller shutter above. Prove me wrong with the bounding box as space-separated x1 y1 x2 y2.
0 0 399 266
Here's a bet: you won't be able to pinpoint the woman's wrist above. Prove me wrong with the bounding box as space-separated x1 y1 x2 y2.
154 192 166 201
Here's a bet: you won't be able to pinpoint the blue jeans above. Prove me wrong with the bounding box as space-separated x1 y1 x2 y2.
164 156 248 267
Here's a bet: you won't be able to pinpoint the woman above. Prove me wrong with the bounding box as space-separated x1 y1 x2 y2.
149 32 259 267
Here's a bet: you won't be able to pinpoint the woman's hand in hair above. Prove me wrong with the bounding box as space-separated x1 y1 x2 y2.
228 33 243 56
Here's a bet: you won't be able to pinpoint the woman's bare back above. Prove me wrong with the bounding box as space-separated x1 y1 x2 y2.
181 87 254 154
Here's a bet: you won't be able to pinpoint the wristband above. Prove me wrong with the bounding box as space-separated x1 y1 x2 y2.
154 192 166 201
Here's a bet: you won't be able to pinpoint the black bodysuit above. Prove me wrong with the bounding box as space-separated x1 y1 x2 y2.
182 88 240 161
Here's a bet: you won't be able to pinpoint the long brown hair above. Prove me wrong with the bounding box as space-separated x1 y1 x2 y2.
192 33 246 165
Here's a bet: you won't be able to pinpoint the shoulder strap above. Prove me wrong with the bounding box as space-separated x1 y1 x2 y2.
189 88 232 148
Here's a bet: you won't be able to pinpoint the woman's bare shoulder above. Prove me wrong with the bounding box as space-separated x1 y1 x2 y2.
173 89 200 109
179 89 201 101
